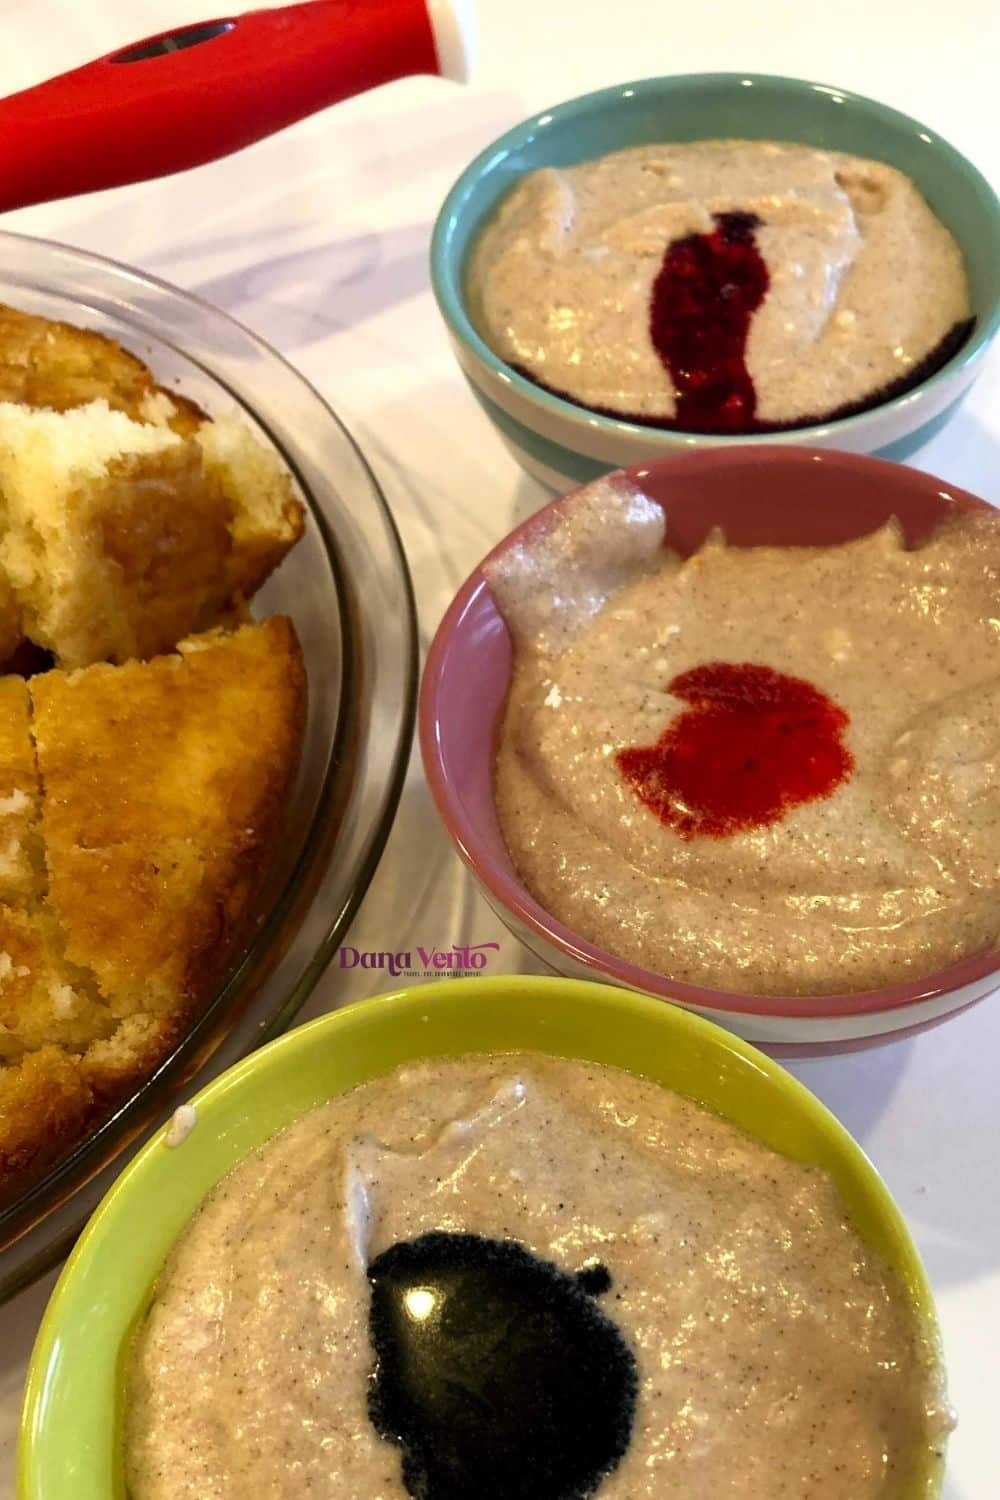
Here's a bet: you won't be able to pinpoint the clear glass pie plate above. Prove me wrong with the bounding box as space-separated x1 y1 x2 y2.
0 230 417 1297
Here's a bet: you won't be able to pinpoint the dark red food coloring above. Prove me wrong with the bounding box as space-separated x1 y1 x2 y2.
511 207 975 434
367 1231 636 1500
616 661 854 839
649 210 769 432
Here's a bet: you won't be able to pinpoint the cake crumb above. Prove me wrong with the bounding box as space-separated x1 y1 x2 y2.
165 1104 198 1148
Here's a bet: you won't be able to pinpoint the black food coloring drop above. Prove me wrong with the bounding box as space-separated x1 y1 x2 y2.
367 1231 637 1500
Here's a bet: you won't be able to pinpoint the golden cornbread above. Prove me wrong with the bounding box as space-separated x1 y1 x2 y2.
0 618 306 1198
0 677 42 901
31 618 306 1015
0 303 202 433
0 399 304 668
0 906 113 1062
0 307 310 1200
0 303 305 668
0 1046 92 1183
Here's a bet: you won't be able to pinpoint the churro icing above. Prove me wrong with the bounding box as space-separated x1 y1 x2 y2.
126 1053 950 1496
469 141 971 431
490 479 1000 994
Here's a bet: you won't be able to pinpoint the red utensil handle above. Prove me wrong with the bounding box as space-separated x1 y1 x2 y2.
0 0 472 213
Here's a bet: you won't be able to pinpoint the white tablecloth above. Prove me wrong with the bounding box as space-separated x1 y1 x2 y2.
1 1 998 1493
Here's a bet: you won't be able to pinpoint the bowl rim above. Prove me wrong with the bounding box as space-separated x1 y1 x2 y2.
430 70 1000 449
419 444 1000 1019
19 974 943 1498
0 228 419 1296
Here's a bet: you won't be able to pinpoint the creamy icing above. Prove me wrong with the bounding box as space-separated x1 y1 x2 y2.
469 141 971 428
490 479 1000 995
125 1053 950 1497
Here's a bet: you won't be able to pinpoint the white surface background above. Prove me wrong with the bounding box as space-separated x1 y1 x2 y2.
2 1 999 1493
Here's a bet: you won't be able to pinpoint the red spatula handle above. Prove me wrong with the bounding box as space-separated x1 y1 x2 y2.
0 0 472 213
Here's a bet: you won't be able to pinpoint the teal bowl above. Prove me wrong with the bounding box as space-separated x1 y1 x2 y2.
431 73 1000 490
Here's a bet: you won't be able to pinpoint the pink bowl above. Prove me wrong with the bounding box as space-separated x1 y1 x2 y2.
420 447 1000 1052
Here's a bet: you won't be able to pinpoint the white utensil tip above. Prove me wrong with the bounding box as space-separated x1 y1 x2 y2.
428 0 478 83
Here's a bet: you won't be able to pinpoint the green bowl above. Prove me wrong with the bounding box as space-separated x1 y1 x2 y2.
431 72 1000 489
20 976 946 1497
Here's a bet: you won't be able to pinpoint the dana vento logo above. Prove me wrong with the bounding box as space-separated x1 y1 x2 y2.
337 942 501 980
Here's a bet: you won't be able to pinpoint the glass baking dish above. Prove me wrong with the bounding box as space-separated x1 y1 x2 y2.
0 230 417 1297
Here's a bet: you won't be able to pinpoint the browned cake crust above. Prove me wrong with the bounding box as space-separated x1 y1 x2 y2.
0 1048 93 1183
0 303 203 433
0 676 43 902
0 618 306 1201
32 617 307 1011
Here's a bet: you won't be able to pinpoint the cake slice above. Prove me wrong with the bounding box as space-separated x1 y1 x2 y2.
0 675 118 1180
0 678 108 1067
0 301 305 668
0 905 116 1062
0 397 304 668
0 1047 93 1183
30 616 306 1015
0 302 202 432
0 617 306 1194
0 677 42 902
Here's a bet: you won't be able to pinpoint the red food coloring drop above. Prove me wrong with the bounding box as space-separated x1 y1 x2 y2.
649 211 769 433
616 662 854 839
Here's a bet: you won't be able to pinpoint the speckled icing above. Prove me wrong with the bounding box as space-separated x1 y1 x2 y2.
125 1053 949 1497
469 141 971 427
489 479 1000 995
